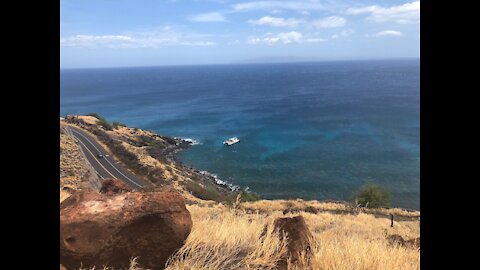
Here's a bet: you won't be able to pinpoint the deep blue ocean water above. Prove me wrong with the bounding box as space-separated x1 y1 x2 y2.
60 59 420 209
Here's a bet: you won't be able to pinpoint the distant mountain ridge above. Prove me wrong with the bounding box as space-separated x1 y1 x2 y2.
238 56 327 64
237 56 419 64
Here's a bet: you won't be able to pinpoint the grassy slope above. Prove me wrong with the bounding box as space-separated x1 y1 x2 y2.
165 203 419 270
60 123 100 201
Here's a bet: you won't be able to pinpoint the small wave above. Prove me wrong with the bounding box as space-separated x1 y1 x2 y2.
199 170 241 191
179 137 201 145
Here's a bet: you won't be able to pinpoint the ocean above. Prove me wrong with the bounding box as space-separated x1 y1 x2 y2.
60 59 420 209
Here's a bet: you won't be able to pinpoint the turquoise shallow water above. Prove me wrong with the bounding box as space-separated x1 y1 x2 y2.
61 59 420 209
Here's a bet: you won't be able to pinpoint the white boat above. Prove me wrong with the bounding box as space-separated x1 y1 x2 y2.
223 137 240 146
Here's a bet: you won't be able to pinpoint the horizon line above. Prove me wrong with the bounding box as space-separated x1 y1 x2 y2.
60 56 419 70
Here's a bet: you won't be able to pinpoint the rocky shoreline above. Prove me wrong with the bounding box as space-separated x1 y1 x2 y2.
167 138 242 192
63 115 419 212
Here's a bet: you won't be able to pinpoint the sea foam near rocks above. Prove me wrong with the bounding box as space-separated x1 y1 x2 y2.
199 170 240 191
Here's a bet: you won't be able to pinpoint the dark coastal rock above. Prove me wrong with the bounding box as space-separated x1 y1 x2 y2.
271 216 314 270
60 186 192 270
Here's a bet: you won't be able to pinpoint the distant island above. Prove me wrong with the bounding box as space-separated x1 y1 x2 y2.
237 56 418 64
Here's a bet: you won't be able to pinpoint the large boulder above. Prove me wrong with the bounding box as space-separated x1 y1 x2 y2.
60 180 192 270
99 178 132 195
272 216 314 270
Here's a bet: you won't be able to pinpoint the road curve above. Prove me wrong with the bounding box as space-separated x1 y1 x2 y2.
65 125 146 189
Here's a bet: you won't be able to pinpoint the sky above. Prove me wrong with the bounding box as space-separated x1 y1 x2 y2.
60 0 420 68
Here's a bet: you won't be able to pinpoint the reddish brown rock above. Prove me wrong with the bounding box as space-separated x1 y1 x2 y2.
272 216 314 270
60 187 192 270
387 235 420 250
99 178 132 195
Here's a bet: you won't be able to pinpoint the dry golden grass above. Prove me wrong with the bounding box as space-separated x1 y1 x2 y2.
77 115 100 125
241 199 420 218
74 257 143 270
165 204 420 270
60 125 99 201
166 205 289 270
60 131 91 188
120 141 177 181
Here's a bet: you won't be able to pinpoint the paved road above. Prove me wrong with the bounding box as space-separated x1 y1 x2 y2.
65 126 146 189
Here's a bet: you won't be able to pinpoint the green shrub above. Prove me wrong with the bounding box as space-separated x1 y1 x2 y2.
112 121 127 129
239 191 262 202
97 119 113 131
85 112 104 120
354 184 391 208
183 180 225 202
85 113 113 130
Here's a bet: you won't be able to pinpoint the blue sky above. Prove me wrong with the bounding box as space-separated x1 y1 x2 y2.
60 0 420 68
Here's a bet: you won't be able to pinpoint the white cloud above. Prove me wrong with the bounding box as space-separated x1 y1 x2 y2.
346 1 419 24
304 37 326 43
373 30 403 37
60 29 217 48
248 16 303 27
189 12 226 22
248 15 347 29
247 31 326 45
270 9 283 14
60 35 135 48
331 29 354 39
248 31 301 45
179 41 217 46
312 16 347 28
233 1 326 12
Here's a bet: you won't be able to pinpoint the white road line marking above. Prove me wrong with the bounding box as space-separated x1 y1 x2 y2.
69 129 106 180
73 134 117 179
71 129 143 188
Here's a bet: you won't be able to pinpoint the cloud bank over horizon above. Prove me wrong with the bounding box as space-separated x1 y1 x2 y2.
61 0 420 68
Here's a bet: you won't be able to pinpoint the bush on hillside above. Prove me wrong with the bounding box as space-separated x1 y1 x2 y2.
183 180 225 202
239 191 262 202
112 121 127 129
85 112 103 120
87 127 150 180
85 113 113 130
97 119 113 131
354 184 391 208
